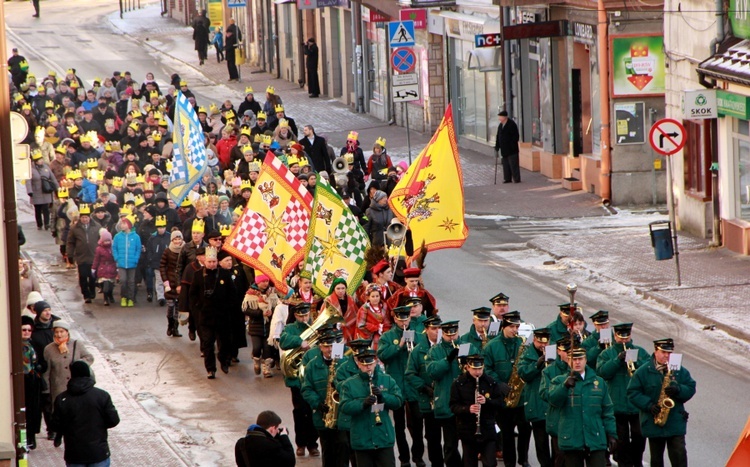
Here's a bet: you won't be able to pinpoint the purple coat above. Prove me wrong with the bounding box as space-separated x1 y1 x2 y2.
92 243 117 280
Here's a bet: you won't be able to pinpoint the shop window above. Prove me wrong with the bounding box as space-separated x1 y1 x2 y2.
683 120 712 200
732 119 750 221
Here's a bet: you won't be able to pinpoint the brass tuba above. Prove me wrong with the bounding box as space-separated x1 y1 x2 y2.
323 359 340 429
280 304 344 380
504 336 527 408
654 367 675 427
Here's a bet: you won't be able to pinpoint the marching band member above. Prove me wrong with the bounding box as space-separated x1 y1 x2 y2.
426 320 474 467
627 338 696 467
539 337 572 467
278 302 320 458
482 311 529 467
377 306 426 466
300 328 349 467
596 322 649 467
405 296 427 335
489 293 509 322
548 348 617 467
546 303 574 344
386 267 436 315
335 339 373 466
450 353 504 467
339 349 403 467
459 307 492 350
405 315 444 467
517 327 553 467
323 278 359 342
356 283 391 350
580 310 610 368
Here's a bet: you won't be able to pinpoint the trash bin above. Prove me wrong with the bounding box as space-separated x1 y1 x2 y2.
649 221 674 261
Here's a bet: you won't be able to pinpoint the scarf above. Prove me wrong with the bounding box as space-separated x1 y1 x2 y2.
169 241 183 254
54 334 70 354
22 340 37 375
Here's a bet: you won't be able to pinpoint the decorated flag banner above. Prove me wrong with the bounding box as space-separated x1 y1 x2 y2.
301 178 370 296
168 92 208 206
223 152 313 294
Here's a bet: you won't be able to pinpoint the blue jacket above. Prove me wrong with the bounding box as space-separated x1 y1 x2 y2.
112 230 141 269
79 179 99 204
212 32 224 49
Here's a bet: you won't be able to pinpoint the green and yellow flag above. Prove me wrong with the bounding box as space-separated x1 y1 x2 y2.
301 179 369 296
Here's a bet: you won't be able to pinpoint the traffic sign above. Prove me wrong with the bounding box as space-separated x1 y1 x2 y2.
392 83 420 103
391 47 416 73
393 73 417 86
227 0 246 7
649 118 686 156
388 20 415 48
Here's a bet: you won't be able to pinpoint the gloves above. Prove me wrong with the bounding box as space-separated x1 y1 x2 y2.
536 356 545 369
422 385 434 398
318 403 329 414
242 293 259 312
447 348 459 362
497 382 511 397
564 374 578 389
650 404 661 416
664 385 679 397
363 394 377 407
163 281 171 292
607 436 618 452
370 385 382 397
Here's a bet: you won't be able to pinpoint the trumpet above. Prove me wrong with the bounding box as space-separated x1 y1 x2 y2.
480 329 488 349
369 374 382 426
474 375 482 436
403 324 414 352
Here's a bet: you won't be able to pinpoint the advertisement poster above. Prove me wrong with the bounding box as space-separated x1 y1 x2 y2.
611 35 665 97
207 0 223 31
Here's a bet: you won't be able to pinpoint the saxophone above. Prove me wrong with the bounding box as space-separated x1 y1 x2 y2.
504 336 527 408
654 367 675 427
322 359 339 429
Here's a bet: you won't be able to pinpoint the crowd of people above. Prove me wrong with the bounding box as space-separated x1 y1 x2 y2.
11 52 696 467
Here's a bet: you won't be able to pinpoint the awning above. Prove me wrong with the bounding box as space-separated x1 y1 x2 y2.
438 11 492 25
697 37 750 87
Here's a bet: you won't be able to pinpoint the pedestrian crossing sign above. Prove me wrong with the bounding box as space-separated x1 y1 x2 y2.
388 20 415 48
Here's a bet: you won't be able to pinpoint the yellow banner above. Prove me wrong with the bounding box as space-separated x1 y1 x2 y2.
388 104 468 254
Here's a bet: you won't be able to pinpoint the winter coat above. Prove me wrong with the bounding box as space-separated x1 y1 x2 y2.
189 266 237 329
176 240 203 279
235 426 295 467
427 339 479 420
30 315 61 372
405 340 437 413
145 230 170 269
43 339 94 403
92 243 118 281
52 376 119 464
159 248 182 300
355 302 391 349
339 366 403 451
299 134 332 174
581 330 606 368
244 285 277 337
366 153 393 181
112 230 141 269
279 320 311 389
517 343 549 423
596 343 651 415
301 354 337 430
450 371 504 439
626 357 696 438
322 294 358 342
66 221 100 265
539 357 569 436
546 315 569 344
27 162 59 206
364 203 394 247
549 367 616 452
377 322 424 402
78 178 99 204
483 333 523 385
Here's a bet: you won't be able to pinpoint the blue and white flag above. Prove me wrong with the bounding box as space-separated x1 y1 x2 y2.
168 92 208 206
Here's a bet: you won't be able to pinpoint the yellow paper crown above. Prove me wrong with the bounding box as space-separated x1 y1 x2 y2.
69 80 79 89
93 202 105 210
119 206 133 216
85 131 99 146
57 187 69 198
219 223 232 236
242 144 254 154
66 68 75 76
274 105 284 113
192 219 205 233
158 119 168 127
112 177 124 188
204 246 218 260
198 106 207 114
67 169 83 180
13 94 23 103
348 131 359 141
266 86 275 94
134 194 146 207
248 162 260 173
104 118 115 127
55 144 66 155
135 174 146 184
180 198 192 207
126 214 137 226
278 118 289 128
240 179 253 190
31 150 43 161
298 157 309 168
48 115 59 123
256 111 267 120
261 135 273 145
21 103 31 111
344 152 354 165
130 110 143 119
129 122 140 132
233 205 244 217
143 181 154 192
67 124 79 135
153 111 163 120
179 80 187 87
155 215 167 227
79 204 91 215
124 193 135 203
225 110 236 120
122 144 132 153
87 169 102 182
93 77 102 84
86 158 98 169
45 101 55 109
287 155 300 166
375 137 386 147
240 127 252 137
253 134 262 143
166 160 173 172
152 132 162 142
48 70 56 77
125 174 137 185
209 103 219 114
245 86 254 94
150 91 159 100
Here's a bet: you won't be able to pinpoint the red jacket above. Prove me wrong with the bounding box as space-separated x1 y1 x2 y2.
356 302 392 350
216 134 237 169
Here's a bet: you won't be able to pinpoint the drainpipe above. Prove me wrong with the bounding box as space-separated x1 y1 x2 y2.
598 0 612 205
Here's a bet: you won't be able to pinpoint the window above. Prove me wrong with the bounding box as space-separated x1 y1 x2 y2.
732 119 750 220
683 120 712 200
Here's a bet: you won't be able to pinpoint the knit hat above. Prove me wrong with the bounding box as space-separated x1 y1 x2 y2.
120 217 133 230
52 319 70 331
33 301 51 314
171 230 183 241
373 190 387 203
98 229 112 244
70 361 91 378
255 274 270 284
26 291 44 307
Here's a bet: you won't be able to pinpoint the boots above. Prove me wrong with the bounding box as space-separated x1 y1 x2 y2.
172 320 182 337
167 318 173 336
253 357 261 375
262 358 274 378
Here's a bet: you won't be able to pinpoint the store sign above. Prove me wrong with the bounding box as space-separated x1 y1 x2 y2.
475 33 502 48
361 5 389 23
717 90 750 119
400 9 427 29
298 0 349 9
682 90 717 119
571 22 596 45
730 0 750 39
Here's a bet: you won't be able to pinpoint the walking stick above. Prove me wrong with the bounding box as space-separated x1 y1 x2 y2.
494 149 499 185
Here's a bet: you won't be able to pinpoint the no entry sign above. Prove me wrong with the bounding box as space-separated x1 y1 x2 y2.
649 118 686 156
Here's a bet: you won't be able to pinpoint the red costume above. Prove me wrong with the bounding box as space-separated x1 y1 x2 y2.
322 293 358 342
355 302 392 350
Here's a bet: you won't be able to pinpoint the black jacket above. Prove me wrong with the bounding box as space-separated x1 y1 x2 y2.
300 134 332 174
494 118 520 157
449 372 504 439
235 427 295 467
52 377 120 464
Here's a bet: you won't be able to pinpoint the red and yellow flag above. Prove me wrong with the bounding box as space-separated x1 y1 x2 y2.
223 151 313 294
388 104 468 255
727 414 750 466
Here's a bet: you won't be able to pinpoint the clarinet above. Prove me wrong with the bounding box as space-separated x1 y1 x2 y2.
474 375 482 436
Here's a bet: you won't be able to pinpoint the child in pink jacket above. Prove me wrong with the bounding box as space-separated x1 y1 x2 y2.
92 229 117 306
